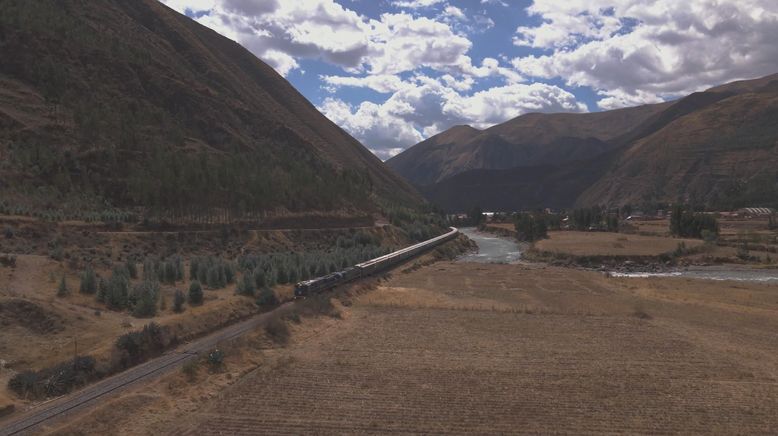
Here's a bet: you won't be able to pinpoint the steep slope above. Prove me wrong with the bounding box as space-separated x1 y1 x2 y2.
0 0 421 219
578 82 778 208
393 73 778 212
386 102 671 185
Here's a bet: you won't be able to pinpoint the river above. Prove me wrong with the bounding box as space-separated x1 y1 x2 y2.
457 227 523 263
458 228 778 282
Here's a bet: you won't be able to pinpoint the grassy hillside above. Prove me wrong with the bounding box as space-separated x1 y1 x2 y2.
0 0 422 222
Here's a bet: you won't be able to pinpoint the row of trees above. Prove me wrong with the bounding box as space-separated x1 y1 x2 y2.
670 205 719 239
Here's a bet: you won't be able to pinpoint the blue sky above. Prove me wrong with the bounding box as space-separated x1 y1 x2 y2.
160 0 778 159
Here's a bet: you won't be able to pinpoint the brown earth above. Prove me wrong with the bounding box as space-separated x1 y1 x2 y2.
40 258 778 434
535 231 703 257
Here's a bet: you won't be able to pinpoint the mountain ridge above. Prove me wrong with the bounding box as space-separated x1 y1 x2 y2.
388 73 778 211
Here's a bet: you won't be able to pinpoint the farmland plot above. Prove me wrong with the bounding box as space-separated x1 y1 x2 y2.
174 263 778 434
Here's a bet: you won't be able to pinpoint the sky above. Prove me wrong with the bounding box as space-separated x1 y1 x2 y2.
159 0 778 160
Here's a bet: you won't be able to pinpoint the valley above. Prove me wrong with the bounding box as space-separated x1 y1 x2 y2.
17 231 777 435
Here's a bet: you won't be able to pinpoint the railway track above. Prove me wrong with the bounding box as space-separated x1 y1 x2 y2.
0 228 459 435
0 302 297 436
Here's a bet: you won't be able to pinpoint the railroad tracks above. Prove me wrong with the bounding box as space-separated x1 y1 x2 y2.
0 303 293 436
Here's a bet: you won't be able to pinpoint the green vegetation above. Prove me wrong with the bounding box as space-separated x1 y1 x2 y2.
7 356 97 400
513 213 548 242
56 275 68 297
173 289 186 313
670 205 719 238
79 265 97 294
190 256 236 289
188 280 204 306
386 205 446 242
114 323 174 369
569 207 619 232
143 255 184 284
256 287 278 307
130 280 160 318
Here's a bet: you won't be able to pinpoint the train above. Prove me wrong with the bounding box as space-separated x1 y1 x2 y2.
293 227 459 298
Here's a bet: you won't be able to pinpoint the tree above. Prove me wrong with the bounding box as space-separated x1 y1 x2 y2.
236 272 255 296
670 205 719 238
79 266 97 294
514 213 548 242
188 280 203 305
468 206 484 226
57 275 69 297
173 290 186 313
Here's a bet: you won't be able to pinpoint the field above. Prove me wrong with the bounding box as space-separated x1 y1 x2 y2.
535 230 703 256
44 257 778 434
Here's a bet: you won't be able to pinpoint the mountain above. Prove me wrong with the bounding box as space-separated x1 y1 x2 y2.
0 0 421 220
386 102 671 186
390 73 778 212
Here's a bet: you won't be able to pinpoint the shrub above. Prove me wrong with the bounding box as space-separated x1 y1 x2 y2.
57 275 69 297
207 349 224 370
188 280 203 305
7 356 97 400
114 323 173 369
0 254 16 268
49 244 64 261
255 287 278 307
173 289 185 313
79 265 97 294
264 316 289 345
126 259 138 279
181 359 198 382
3 226 13 239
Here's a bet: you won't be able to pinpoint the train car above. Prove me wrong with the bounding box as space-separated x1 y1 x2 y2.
294 227 458 298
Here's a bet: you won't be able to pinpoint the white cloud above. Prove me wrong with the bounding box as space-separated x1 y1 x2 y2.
512 0 778 108
393 0 446 9
320 77 586 158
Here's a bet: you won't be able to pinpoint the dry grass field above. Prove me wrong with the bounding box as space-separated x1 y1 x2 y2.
535 230 703 257
51 260 777 434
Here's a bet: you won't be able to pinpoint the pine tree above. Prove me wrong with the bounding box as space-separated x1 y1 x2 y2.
173 289 186 313
57 274 69 297
188 280 203 305
79 265 97 294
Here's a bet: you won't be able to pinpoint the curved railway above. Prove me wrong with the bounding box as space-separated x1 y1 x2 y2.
0 227 459 436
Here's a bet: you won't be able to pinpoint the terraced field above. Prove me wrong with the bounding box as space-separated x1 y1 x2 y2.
173 262 778 434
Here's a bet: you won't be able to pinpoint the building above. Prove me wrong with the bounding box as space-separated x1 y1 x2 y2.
737 207 776 217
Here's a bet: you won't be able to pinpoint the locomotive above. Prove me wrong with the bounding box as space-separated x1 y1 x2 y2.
294 227 458 298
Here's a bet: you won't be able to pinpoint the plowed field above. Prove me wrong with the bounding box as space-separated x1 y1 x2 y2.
172 262 778 434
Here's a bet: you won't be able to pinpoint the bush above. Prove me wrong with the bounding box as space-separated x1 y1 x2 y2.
255 287 277 307
0 254 16 268
79 265 97 294
3 226 13 239
207 349 224 370
264 315 289 344
173 289 185 313
114 323 173 369
188 280 203 305
57 275 69 297
7 356 97 400
181 359 198 382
